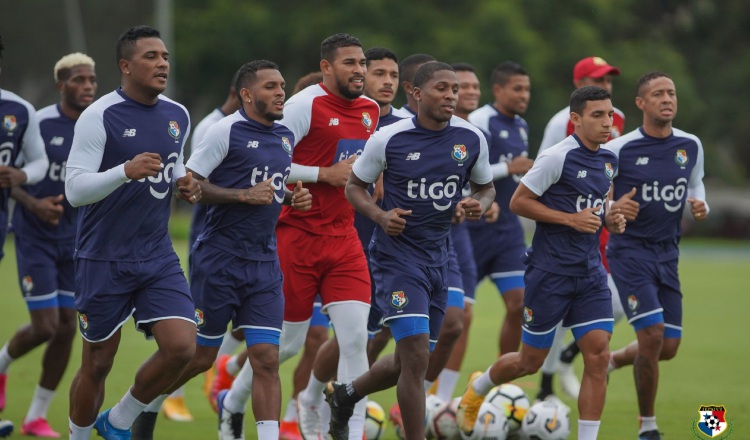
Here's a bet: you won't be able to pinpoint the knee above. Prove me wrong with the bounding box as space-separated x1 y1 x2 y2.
163 340 196 368
638 326 665 355
280 339 303 361
439 311 464 342
85 353 116 382
305 326 329 349
337 326 368 357
191 350 218 374
32 321 57 341
250 346 280 378
519 353 545 375
504 293 524 317
660 339 680 361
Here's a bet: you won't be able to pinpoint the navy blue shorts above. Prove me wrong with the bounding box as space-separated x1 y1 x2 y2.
190 243 284 347
609 256 683 338
15 235 75 310
470 226 526 293
75 253 195 342
521 265 613 348
447 238 465 309
451 223 477 303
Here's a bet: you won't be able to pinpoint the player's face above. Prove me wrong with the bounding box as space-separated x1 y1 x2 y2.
61 65 97 112
455 70 480 115
637 76 677 125
247 69 286 125
329 46 367 100
415 70 458 124
364 58 399 107
494 74 530 116
578 75 614 95
125 37 169 94
574 98 614 148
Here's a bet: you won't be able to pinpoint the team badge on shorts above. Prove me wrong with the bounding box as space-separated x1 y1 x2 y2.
194 309 205 327
627 295 639 312
362 112 373 131
604 163 614 179
675 149 689 167
168 120 181 141
21 275 34 294
3 115 17 132
391 291 408 309
452 144 468 165
281 136 292 154
523 307 533 324
78 313 89 331
693 405 732 438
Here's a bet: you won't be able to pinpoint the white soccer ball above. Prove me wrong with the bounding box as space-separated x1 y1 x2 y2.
459 401 509 440
485 384 531 432
425 394 446 439
520 401 571 440
430 397 461 440
364 400 387 440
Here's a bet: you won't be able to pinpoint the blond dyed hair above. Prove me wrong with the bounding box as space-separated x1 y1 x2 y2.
54 52 95 81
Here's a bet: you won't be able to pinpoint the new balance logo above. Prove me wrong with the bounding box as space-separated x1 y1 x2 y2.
635 157 649 165
406 152 421 161
122 129 136 137
329 118 340 126
49 136 65 146
247 140 259 148
577 170 587 178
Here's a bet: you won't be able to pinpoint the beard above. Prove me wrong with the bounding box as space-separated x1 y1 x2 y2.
336 76 363 100
255 100 283 121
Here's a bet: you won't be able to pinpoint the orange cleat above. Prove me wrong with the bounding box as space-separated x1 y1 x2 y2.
209 355 237 413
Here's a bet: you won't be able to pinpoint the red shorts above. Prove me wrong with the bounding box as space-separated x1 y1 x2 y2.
277 224 371 322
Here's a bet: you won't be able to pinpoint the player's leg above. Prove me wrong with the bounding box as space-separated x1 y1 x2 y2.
536 321 566 400
437 301 472 402
492 278 524 354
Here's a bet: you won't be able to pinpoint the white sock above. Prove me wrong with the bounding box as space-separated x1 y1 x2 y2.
0 343 14 373
423 380 433 392
68 419 94 440
108 389 148 430
226 355 242 376
608 353 618 372
300 375 326 406
224 362 252 414
25 385 55 421
218 332 244 357
540 323 565 374
578 419 601 440
282 398 297 422
436 369 460 402
169 386 185 398
639 416 657 434
256 420 279 440
144 394 168 413
471 368 496 396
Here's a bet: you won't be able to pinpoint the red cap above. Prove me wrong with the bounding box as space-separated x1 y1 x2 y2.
573 57 621 82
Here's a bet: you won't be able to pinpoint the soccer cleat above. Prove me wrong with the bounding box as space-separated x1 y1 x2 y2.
0 373 6 411
426 380 438 396
279 420 303 440
324 382 354 440
20 417 61 438
130 411 157 440
456 371 484 435
94 409 132 440
210 355 237 413
0 419 13 438
638 430 662 440
217 390 245 440
296 395 322 440
388 403 405 440
161 395 194 422
557 362 581 399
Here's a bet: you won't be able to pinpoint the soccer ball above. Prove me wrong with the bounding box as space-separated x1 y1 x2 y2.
365 400 386 440
430 397 461 440
485 384 531 432
459 401 509 440
425 394 446 439
521 401 571 440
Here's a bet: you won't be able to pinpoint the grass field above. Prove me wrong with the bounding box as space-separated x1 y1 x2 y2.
0 214 747 439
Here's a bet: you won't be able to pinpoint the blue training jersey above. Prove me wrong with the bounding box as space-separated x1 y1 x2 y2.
69 89 190 261
186 109 294 261
353 116 492 267
604 127 706 262
521 134 617 276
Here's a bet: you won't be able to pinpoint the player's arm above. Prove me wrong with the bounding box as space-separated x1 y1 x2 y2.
604 182 626 234
0 110 48 188
687 139 709 221
459 129 497 219
183 168 272 205
10 186 64 225
510 183 601 234
283 181 312 210
346 172 410 236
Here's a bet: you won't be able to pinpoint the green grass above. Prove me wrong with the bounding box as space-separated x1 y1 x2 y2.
1 218 747 439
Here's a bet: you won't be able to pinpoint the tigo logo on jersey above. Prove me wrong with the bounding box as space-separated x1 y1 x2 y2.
675 149 689 167
281 137 292 154
693 405 732 439
523 307 533 324
3 115 17 132
168 121 181 141
604 163 614 179
361 112 373 131
195 309 205 327
452 144 468 164
627 295 638 312
79 314 89 331
21 275 34 293
391 291 408 309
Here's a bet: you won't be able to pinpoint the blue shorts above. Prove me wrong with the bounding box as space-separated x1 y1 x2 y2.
15 235 75 310
190 243 284 347
370 250 447 347
451 223 477 303
446 238 465 310
609 256 683 338
311 295 330 328
521 265 613 348
75 253 195 343
470 226 526 293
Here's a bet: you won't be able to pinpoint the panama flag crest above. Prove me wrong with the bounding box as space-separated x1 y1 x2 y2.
696 405 728 437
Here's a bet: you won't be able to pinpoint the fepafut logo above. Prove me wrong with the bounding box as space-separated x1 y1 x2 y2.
692 404 733 439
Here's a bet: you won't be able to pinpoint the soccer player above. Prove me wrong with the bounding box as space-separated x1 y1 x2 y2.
456 86 626 440
0 52 96 438
536 56 628 401
396 53 436 116
219 33 379 440
65 26 201 440
604 72 708 440
0 33 50 440
324 62 495 440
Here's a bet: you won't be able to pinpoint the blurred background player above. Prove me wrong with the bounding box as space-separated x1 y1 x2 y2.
0 52 96 438
536 56 627 401
396 53 436 116
605 72 708 440
0 33 50 439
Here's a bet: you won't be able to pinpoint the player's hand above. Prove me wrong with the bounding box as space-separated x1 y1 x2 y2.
507 156 534 175
124 153 162 180
612 187 639 221
688 197 708 221
379 208 412 236
0 166 27 188
483 202 501 223
605 207 627 234
319 155 356 187
175 172 202 204
31 194 65 225
243 178 275 205
459 197 484 221
568 206 603 234
291 181 312 211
